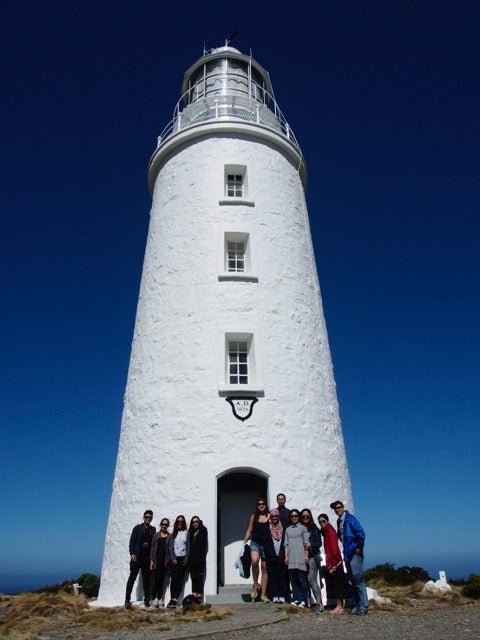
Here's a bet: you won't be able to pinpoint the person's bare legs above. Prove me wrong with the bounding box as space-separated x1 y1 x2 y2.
260 559 268 596
251 551 261 595
331 599 344 614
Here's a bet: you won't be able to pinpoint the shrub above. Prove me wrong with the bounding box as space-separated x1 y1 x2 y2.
462 574 480 599
77 573 100 598
365 562 431 586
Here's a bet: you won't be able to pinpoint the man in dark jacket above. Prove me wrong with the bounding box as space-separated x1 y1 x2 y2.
125 510 156 608
330 500 368 615
276 493 291 529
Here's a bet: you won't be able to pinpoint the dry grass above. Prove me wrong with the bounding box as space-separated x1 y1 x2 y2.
0 591 232 639
280 604 313 615
368 581 472 610
180 602 233 622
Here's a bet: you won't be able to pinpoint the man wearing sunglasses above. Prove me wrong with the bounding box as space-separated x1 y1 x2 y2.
125 510 156 609
330 500 368 615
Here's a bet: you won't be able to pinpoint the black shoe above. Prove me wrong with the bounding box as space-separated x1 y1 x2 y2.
167 599 177 608
124 601 132 609
352 608 368 615
144 599 151 608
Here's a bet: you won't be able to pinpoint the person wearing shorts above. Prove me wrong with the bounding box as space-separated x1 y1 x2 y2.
243 498 271 602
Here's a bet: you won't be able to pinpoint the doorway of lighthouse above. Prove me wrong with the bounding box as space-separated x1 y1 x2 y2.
217 471 268 587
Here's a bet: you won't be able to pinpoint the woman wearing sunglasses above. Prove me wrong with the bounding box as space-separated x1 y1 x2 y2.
167 515 190 608
284 509 310 607
318 513 346 614
243 498 271 602
188 516 208 603
265 508 289 603
150 518 170 607
300 508 323 612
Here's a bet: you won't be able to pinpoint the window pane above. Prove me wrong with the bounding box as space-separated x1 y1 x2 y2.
239 376 248 384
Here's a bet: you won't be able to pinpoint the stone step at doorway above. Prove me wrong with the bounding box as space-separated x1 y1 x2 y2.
206 585 257 604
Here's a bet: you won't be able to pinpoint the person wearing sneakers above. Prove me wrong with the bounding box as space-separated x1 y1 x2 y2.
300 508 323 613
284 509 309 607
150 517 170 607
265 508 288 603
243 498 271 602
166 515 190 608
330 500 368 615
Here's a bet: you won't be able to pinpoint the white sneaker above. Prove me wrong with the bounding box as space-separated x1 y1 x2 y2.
272 597 278 603
278 597 285 604
297 601 306 608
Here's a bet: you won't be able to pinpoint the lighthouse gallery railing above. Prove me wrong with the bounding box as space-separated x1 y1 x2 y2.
156 74 301 154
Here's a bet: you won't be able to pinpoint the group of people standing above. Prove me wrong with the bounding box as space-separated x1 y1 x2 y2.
124 494 368 617
125 513 208 609
242 494 369 615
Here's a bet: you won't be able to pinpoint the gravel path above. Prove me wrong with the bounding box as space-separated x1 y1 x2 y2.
38 603 480 640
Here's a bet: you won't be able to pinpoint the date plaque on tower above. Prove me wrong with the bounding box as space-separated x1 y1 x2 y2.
226 396 258 422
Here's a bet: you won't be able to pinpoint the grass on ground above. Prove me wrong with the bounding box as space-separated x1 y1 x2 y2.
0 591 232 639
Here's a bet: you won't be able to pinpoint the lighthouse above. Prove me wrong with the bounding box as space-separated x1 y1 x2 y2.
96 45 352 606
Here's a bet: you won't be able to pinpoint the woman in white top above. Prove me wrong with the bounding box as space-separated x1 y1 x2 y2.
167 514 190 608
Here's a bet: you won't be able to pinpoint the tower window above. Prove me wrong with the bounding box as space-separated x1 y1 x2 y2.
226 174 243 197
218 231 257 281
228 340 249 384
219 331 263 392
219 164 254 206
224 165 247 199
227 241 245 272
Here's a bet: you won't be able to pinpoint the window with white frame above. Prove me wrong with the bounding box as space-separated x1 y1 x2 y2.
226 173 243 198
218 231 257 281
219 331 263 392
227 240 245 272
228 340 249 384
224 165 247 199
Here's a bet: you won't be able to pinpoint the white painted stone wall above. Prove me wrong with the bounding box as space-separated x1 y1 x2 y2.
96 131 352 606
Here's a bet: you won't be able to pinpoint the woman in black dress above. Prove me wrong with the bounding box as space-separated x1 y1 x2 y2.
188 516 208 602
150 517 170 607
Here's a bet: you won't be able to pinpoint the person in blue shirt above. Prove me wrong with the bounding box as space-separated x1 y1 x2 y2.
330 500 368 615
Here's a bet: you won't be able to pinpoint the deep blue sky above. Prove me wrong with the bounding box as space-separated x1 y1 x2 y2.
1 1 479 591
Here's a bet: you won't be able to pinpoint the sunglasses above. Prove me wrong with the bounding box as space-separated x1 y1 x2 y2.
319 519 327 524
192 520 200 524
144 515 153 519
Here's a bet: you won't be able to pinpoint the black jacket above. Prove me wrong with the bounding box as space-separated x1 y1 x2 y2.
188 526 209 564
129 523 156 558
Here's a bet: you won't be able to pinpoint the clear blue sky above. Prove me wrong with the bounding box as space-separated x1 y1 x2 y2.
1 1 479 592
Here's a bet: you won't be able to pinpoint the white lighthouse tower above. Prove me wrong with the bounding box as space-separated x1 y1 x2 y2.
96 44 352 606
